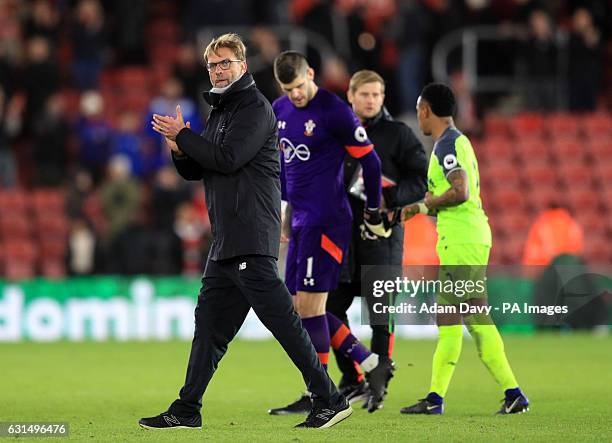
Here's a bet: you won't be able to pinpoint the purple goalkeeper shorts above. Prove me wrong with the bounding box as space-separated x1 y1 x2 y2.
285 223 352 294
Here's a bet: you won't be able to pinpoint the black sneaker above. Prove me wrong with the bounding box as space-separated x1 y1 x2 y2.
338 376 360 396
365 359 395 413
497 389 530 415
138 411 202 429
268 393 312 415
338 379 369 405
400 393 443 415
294 398 353 429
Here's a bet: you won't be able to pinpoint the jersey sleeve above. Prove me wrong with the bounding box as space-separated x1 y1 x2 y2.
327 100 374 158
434 137 464 178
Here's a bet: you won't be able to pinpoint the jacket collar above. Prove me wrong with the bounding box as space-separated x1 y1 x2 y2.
203 72 255 108
363 106 393 128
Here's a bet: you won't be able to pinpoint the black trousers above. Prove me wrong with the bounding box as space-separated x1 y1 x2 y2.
169 254 340 415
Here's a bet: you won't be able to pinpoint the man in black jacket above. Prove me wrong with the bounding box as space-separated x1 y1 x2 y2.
143 33 351 430
326 70 428 411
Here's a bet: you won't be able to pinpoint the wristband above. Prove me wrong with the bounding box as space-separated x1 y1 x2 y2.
417 202 429 215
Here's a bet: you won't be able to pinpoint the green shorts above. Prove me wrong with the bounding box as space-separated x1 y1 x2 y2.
436 243 490 304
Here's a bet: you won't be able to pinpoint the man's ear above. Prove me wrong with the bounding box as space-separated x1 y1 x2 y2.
347 89 354 105
241 61 248 74
306 67 315 80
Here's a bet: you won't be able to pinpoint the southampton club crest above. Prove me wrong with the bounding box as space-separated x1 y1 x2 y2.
304 119 316 136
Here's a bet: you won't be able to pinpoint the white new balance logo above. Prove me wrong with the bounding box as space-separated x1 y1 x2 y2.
163 415 181 426
239 262 247 271
315 409 335 421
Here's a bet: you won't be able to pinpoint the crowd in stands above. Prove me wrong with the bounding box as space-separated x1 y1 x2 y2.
0 0 610 278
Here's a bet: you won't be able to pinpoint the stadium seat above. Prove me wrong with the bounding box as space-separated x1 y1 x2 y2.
527 187 561 213
116 67 150 90
593 162 612 185
40 259 66 278
566 188 600 213
32 189 65 215
515 136 551 161
35 216 69 240
3 240 37 279
583 234 611 264
575 210 607 236
582 112 612 138
40 239 67 260
480 163 519 190
585 139 612 162
0 215 32 240
557 163 593 188
500 235 526 264
479 136 515 161
497 210 531 233
546 113 580 139
483 114 511 137
510 113 545 137
0 189 28 214
522 163 557 188
491 188 526 212
551 138 585 160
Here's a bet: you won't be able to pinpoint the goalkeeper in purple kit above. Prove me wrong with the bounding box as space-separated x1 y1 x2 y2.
268 51 394 415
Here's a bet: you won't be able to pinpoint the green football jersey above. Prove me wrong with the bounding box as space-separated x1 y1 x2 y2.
427 126 492 247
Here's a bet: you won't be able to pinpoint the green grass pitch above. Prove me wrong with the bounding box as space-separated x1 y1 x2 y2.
2 334 610 442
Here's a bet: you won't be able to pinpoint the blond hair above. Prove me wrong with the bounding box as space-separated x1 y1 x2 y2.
349 70 385 94
203 33 246 62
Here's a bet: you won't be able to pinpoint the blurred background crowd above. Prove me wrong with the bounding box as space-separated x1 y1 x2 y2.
0 0 610 279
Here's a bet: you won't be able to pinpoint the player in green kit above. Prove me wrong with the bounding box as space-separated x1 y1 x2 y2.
398 83 529 415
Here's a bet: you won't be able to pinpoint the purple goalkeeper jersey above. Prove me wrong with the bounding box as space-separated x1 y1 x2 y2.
273 88 376 227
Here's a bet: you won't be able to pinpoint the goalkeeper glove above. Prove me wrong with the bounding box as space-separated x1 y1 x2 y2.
363 208 392 239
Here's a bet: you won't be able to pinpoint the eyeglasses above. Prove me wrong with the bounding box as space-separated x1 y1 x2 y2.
206 59 243 72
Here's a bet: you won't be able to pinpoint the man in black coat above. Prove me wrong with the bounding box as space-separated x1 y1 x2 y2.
143 33 351 430
326 70 428 411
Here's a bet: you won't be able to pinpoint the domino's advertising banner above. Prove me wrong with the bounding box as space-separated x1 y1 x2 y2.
0 277 374 342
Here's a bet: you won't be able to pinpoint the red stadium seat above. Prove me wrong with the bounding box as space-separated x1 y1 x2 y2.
116 67 150 89
566 188 600 213
491 188 526 211
575 210 607 236
527 187 561 213
557 163 593 188
3 240 37 279
583 234 611 264
582 112 612 138
0 189 29 214
515 136 551 162
0 215 32 240
501 235 526 265
479 136 515 161
522 163 557 188
550 138 585 160
546 113 580 139
497 210 531 233
32 189 65 215
593 162 612 186
40 239 67 260
585 139 612 162
35 216 69 240
483 114 511 137
510 113 545 137
40 259 66 278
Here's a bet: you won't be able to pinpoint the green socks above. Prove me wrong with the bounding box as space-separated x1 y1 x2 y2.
467 323 518 391
429 325 463 397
